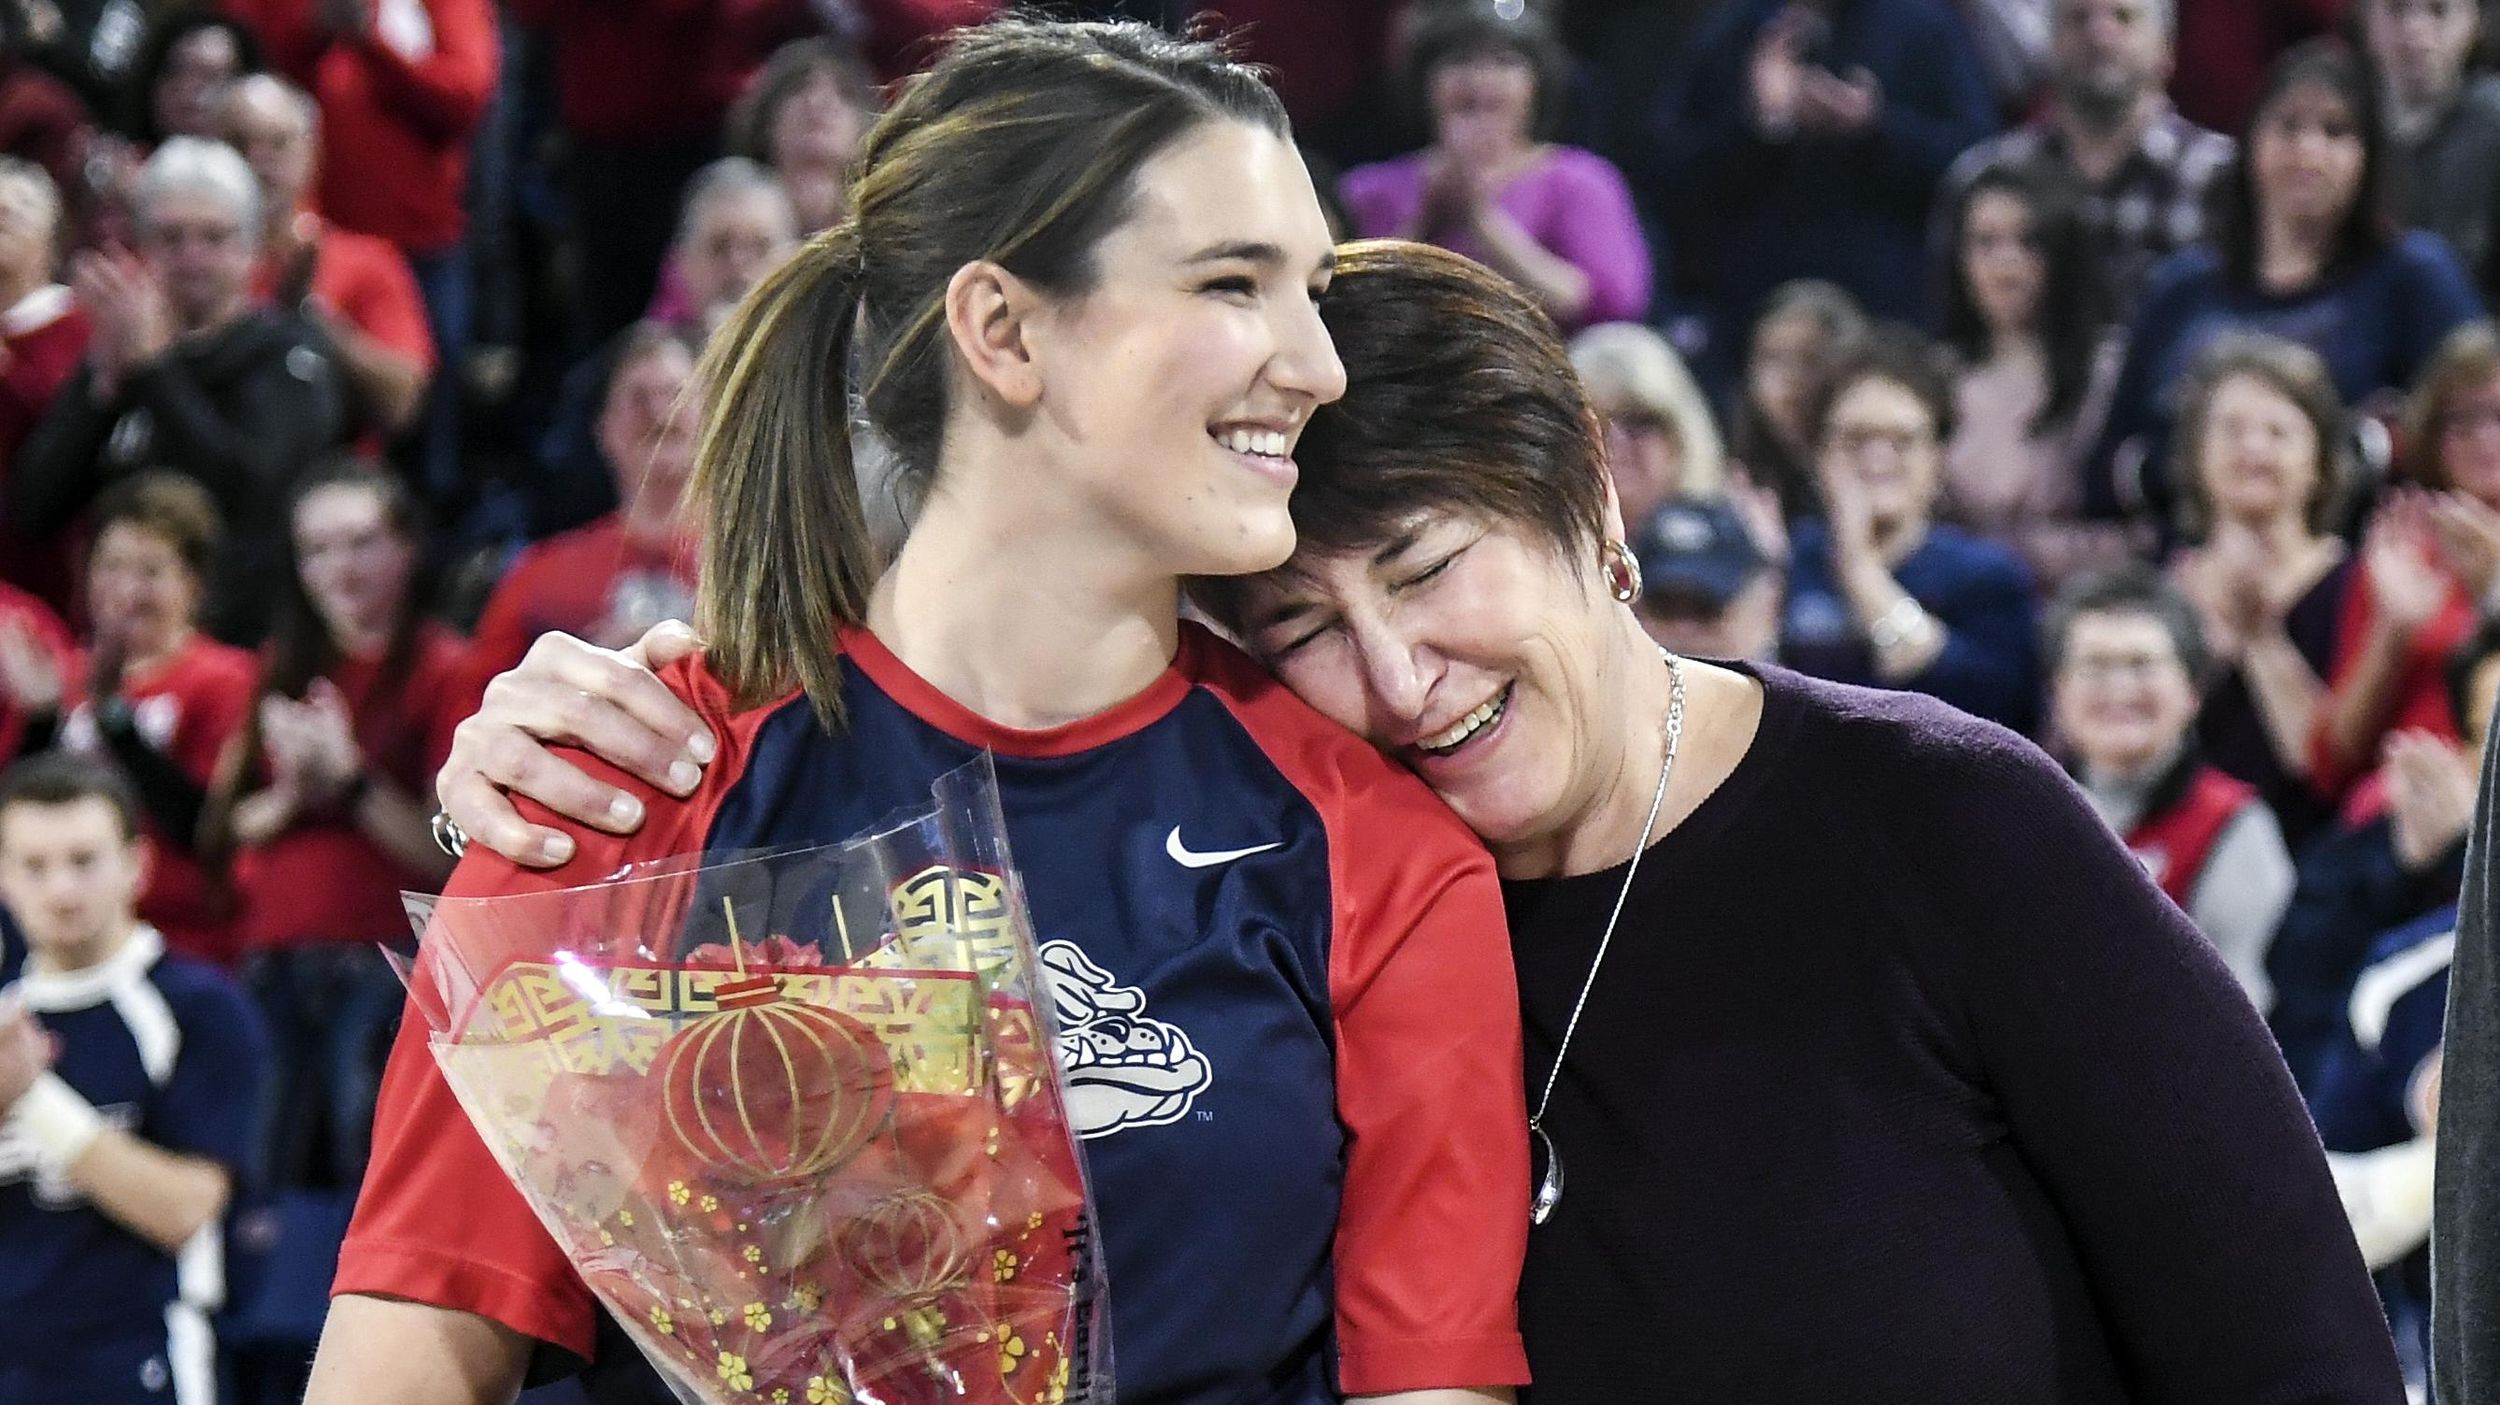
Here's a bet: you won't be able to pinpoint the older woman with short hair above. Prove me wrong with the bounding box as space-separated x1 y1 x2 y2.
1777 325 2043 731
441 240 2406 1403
2169 334 2364 846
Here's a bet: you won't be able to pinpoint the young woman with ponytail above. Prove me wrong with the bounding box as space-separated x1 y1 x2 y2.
306 21 1527 1405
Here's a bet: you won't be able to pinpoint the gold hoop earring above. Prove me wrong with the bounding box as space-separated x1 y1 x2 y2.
1600 539 1642 603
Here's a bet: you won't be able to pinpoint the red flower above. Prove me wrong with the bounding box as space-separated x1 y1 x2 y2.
685 935 827 968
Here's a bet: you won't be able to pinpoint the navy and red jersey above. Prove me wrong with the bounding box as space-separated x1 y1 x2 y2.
339 622 1532 1401
0 923 269 1381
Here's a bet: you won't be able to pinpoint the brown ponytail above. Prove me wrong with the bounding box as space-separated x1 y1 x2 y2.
682 18 1288 733
689 223 876 729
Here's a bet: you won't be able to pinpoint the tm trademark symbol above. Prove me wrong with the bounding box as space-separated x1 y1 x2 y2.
1195 1110 1215 1122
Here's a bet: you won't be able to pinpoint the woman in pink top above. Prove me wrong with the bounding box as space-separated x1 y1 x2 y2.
1339 5 1648 332
1938 163 2140 592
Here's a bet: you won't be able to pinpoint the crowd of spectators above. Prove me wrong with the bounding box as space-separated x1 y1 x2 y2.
0 0 2488 1398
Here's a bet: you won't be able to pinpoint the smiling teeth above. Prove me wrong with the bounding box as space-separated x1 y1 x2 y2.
1219 427 1289 457
1421 691 1506 753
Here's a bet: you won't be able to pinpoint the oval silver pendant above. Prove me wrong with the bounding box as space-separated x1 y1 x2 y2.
1529 1123 1564 1225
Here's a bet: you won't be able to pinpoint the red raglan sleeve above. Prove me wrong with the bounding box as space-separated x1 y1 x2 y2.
1324 766 1532 1394
333 657 767 1357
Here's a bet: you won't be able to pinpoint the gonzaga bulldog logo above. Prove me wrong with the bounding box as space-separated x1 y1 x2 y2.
1038 941 1212 1139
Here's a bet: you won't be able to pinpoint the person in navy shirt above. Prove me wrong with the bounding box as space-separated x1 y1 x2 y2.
0 750 269 1405
308 21 1529 1405
1778 327 2043 731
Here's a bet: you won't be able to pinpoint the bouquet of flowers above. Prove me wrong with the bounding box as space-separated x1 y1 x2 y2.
396 761 1109 1405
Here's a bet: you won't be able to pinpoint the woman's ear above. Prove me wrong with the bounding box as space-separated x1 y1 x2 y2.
1599 472 1628 543
942 259 1044 410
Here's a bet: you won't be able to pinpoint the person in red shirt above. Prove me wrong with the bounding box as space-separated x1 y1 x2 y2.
6 472 256 966
465 323 698 687
0 156 91 611
2309 323 2500 803
220 0 495 268
222 0 494 529
200 459 457 1189
225 72 433 439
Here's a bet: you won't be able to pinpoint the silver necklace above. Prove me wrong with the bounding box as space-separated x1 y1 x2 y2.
1528 650 1685 1226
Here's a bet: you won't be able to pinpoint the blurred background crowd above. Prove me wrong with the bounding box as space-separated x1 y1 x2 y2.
0 0 2489 1399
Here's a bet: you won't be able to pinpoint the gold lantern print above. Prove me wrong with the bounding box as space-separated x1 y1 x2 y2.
845 1188 975 1353
659 900 896 1184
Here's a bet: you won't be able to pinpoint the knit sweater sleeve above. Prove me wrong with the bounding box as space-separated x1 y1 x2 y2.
1879 713 2404 1402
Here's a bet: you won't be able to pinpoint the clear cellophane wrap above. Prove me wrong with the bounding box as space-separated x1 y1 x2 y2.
397 761 1111 1405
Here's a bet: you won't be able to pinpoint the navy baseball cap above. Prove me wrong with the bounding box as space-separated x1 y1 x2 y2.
1633 498 1767 609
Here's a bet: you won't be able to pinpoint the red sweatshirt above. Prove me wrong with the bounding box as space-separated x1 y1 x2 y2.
223 0 498 255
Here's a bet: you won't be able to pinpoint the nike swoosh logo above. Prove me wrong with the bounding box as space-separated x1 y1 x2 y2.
1165 827 1283 869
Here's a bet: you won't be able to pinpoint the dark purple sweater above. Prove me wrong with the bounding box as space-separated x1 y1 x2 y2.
1503 665 2403 1404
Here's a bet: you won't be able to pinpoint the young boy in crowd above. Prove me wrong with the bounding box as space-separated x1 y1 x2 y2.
0 751 268 1403
2045 564 2296 1008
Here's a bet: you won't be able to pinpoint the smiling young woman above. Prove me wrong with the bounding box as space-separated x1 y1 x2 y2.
308 23 1528 1405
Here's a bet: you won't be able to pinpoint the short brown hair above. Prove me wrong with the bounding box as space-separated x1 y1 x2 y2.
2169 333 2354 540
90 471 223 578
0 751 141 842
2403 320 2500 490
1190 239 1602 629
1808 324 1960 450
